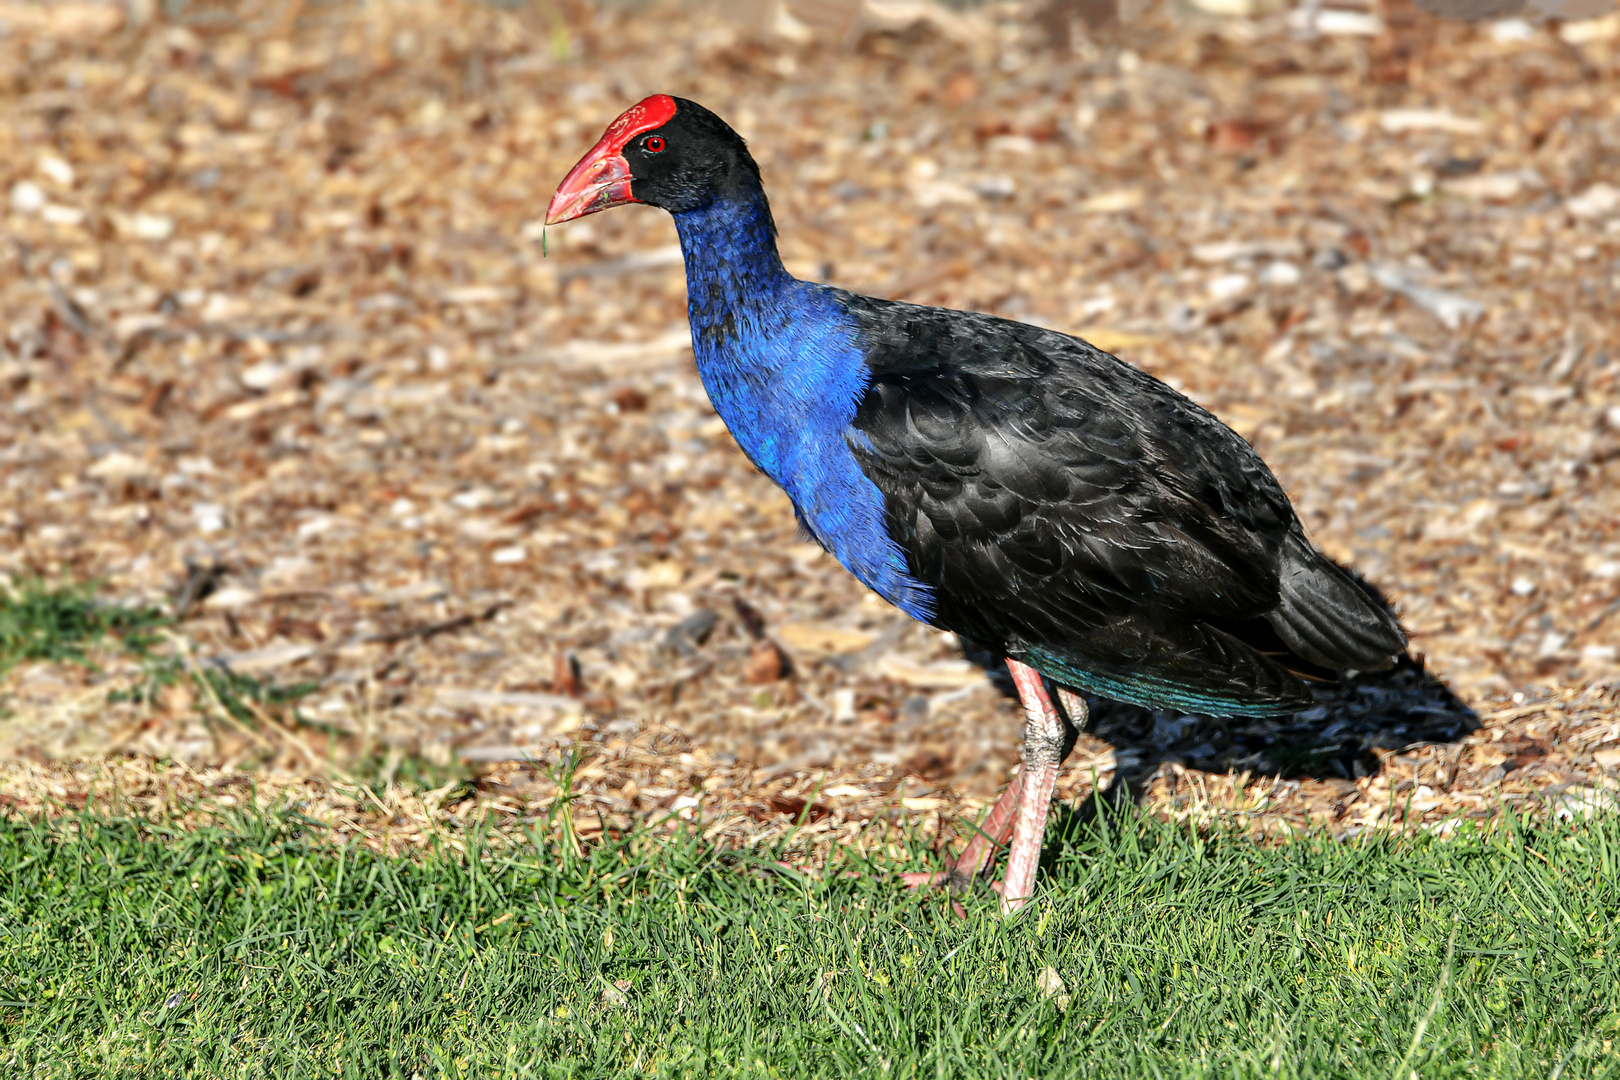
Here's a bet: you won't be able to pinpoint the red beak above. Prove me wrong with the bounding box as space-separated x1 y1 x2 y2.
545 145 634 225
546 94 679 226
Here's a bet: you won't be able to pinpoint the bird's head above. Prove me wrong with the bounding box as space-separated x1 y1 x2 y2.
546 95 762 225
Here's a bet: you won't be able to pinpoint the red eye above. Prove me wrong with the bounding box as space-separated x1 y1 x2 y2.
644 135 665 153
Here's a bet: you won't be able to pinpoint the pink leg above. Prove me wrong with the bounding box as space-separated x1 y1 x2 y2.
955 683 1087 890
899 775 1019 895
1054 687 1089 734
902 665 1087 912
999 659 1076 916
946 768 1022 888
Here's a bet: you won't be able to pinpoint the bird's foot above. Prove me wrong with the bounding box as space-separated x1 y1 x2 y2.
898 870 948 889
902 660 1080 919
900 872 1022 919
900 871 969 919
991 878 1030 914
900 768 1025 916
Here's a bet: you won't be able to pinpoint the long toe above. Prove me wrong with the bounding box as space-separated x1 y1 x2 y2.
899 871 949 890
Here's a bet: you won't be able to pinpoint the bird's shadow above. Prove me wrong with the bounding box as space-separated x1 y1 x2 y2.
960 642 1480 833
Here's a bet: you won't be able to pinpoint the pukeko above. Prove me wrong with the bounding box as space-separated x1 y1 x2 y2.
547 96 1406 915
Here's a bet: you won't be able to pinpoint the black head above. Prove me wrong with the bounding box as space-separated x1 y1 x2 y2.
624 97 763 213
546 95 765 224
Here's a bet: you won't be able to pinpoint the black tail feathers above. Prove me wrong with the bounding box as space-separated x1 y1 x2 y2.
1266 533 1407 672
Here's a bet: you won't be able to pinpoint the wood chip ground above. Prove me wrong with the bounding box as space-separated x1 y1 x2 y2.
2 0 1618 859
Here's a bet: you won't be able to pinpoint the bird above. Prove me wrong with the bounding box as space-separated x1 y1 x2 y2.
546 95 1407 915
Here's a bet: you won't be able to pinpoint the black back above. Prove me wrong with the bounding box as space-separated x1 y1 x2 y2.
841 294 1406 716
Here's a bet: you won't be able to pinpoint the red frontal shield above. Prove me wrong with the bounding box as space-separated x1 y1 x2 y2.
546 94 678 225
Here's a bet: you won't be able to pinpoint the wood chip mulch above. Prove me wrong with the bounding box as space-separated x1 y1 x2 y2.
2 1 1618 857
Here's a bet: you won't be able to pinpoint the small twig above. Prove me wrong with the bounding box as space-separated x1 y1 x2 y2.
47 282 134 444
48 281 103 342
169 633 279 758
273 0 305 37
172 559 225 621
100 715 155 757
1479 699 1567 724
83 394 131 444
170 631 394 818
195 599 514 688
241 698 322 772
362 600 513 645
1502 599 1547 638
1584 595 1620 635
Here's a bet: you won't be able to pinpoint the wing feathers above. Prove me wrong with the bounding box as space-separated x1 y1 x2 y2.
1023 619 1313 716
843 291 1404 715
1266 534 1407 672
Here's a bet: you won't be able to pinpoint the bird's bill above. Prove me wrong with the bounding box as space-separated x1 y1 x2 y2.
545 143 635 225
547 95 677 225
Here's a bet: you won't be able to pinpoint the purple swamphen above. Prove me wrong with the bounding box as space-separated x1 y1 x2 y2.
546 96 1406 915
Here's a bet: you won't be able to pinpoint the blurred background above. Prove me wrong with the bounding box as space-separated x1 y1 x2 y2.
1 0 1618 849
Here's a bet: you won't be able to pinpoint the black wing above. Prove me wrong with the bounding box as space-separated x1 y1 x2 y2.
841 294 1404 716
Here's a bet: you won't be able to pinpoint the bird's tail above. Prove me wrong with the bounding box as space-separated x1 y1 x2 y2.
1265 532 1406 672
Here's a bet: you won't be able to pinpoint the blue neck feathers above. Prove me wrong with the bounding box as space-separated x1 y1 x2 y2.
672 187 792 331
670 190 933 621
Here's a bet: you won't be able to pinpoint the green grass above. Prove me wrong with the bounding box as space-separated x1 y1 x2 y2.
0 575 317 735
1 804 1616 1079
0 578 166 678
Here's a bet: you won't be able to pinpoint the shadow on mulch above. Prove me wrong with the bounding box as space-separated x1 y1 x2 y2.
963 641 1480 818
1085 659 1478 811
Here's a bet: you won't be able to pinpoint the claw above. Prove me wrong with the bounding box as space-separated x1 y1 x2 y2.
899 870 949 890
